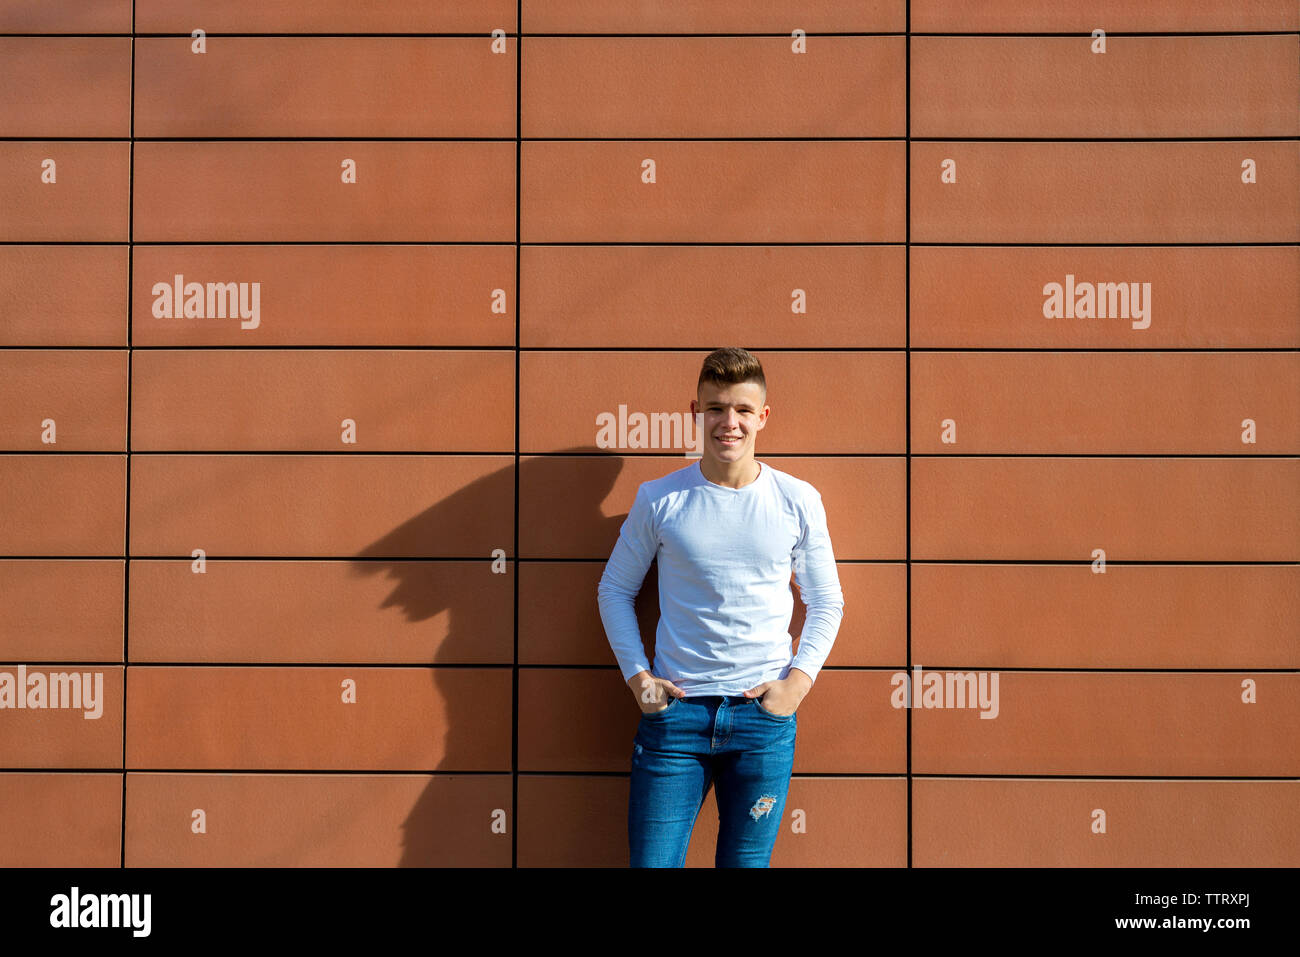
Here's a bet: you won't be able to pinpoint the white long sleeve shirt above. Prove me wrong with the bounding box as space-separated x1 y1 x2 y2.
597 459 845 697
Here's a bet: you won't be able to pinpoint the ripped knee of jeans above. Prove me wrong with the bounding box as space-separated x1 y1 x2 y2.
748 794 778 821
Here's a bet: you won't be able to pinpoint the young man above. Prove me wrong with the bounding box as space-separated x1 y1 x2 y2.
597 347 845 867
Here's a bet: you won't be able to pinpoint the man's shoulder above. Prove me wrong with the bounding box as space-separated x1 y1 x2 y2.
761 462 823 502
635 461 703 501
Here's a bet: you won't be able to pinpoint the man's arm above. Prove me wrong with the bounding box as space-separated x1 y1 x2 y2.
787 491 845 685
596 484 658 682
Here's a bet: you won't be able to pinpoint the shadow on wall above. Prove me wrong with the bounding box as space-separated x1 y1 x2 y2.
347 444 627 866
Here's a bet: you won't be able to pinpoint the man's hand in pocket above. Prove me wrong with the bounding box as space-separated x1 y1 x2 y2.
627 671 685 714
744 668 813 716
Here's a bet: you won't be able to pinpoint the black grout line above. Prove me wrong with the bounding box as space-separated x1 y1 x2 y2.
9 348 1300 353
2 30 1298 37
1 558 1296 564
6 768 1297 779
6 136 1300 141
119 1 135 870
2 240 1297 246
511 3 521 870
2 348 1300 356
904 0 913 870
3 663 1296 672
6 452 1299 459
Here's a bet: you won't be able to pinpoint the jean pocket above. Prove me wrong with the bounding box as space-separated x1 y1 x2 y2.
753 695 795 720
641 694 679 718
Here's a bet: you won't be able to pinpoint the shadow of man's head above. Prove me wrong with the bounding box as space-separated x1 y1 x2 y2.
346 445 626 865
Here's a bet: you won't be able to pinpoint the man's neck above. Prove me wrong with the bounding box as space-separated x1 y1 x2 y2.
699 455 761 489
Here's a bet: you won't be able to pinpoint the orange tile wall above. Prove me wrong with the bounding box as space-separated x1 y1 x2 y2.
1 0 1297 867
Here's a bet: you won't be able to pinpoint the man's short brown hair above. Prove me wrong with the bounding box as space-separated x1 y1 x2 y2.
697 347 766 398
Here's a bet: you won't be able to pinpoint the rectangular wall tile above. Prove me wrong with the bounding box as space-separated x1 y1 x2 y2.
0 246 128 347
0 561 123 661
911 0 1298 32
0 666 123 768
0 773 122 866
129 560 512 663
523 1 905 33
521 246 905 348
0 456 125 555
909 353 1300 453
521 350 904 453
131 246 515 347
912 673 1299 776
135 1 516 32
126 772 512 866
912 564 1300 669
912 36 1299 138
131 350 515 451
125 667 512 771
135 38 515 138
914 779 1300 867
910 246 1300 348
911 142 1299 243
134 142 515 242
0 350 127 451
0 143 129 241
523 141 906 242
129 455 514 557
524 36 904 137
912 458 1300 561
0 38 131 137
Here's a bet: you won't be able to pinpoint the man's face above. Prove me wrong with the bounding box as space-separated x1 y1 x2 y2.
691 380 769 466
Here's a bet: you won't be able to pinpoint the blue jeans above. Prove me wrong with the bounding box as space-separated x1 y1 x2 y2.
628 693 797 867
